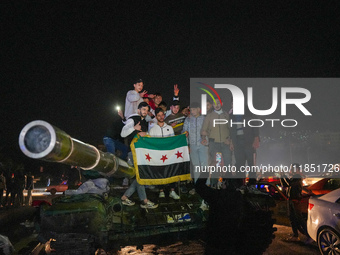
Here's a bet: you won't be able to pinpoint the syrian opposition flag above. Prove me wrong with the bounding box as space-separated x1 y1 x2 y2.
131 134 191 185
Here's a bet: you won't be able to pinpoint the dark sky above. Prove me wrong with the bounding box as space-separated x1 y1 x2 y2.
1 1 340 160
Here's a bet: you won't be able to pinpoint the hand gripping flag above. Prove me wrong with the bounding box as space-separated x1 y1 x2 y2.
131 134 191 185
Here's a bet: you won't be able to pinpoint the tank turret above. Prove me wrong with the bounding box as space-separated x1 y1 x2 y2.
19 120 135 179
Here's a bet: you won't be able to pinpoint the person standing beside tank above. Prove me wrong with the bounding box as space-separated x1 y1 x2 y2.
25 172 34 206
280 163 311 242
229 105 260 192
0 171 6 207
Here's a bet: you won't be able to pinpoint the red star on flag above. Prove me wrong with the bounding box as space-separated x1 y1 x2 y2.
160 155 168 163
145 153 152 161
175 151 183 158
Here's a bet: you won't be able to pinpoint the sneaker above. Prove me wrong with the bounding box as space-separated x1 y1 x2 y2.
200 200 209 211
169 190 180 200
166 215 174 223
121 198 135 206
174 214 183 222
159 191 165 198
140 200 158 209
178 213 191 222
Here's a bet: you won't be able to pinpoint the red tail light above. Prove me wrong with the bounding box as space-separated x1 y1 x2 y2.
308 203 314 211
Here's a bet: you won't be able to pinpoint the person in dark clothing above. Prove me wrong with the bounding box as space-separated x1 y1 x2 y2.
0 171 6 207
5 173 15 206
230 107 260 190
103 108 128 160
25 172 34 206
15 169 26 206
280 163 309 242
165 100 186 135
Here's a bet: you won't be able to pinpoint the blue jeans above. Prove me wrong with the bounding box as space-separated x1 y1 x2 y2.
190 144 208 182
103 136 128 160
124 179 147 201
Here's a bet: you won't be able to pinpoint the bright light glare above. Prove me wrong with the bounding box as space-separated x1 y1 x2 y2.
116 106 120 111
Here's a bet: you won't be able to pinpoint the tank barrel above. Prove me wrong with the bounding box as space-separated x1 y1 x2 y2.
18 120 135 178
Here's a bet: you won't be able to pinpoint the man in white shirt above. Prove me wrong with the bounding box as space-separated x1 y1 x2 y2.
124 79 148 118
149 108 180 200
149 108 174 137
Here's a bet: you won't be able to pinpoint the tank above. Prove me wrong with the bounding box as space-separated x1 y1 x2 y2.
19 121 276 255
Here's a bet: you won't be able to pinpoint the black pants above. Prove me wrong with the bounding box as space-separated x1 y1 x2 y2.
288 200 307 237
234 135 256 186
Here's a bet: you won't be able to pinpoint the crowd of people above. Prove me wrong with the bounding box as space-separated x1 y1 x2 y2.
103 79 262 210
101 79 314 252
0 168 34 208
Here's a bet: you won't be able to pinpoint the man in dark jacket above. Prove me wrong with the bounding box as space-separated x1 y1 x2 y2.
103 108 128 160
120 102 158 209
230 105 260 190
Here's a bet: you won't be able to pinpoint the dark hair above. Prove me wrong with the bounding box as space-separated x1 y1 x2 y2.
155 107 164 115
159 101 167 107
134 79 143 84
154 93 162 97
138 102 150 110
172 100 180 106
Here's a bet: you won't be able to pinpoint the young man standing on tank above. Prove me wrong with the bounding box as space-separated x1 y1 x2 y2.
201 99 232 188
149 108 180 200
120 102 158 209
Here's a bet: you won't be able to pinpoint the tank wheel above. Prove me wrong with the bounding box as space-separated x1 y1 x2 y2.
50 189 57 195
318 228 340 255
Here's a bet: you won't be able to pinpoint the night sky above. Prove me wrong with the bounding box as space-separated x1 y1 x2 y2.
1 1 340 164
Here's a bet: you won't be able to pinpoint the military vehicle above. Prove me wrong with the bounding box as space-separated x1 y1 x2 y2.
19 120 276 254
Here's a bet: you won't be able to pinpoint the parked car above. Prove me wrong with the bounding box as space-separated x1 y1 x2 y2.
307 188 340 255
256 181 311 217
307 177 340 195
45 183 68 195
